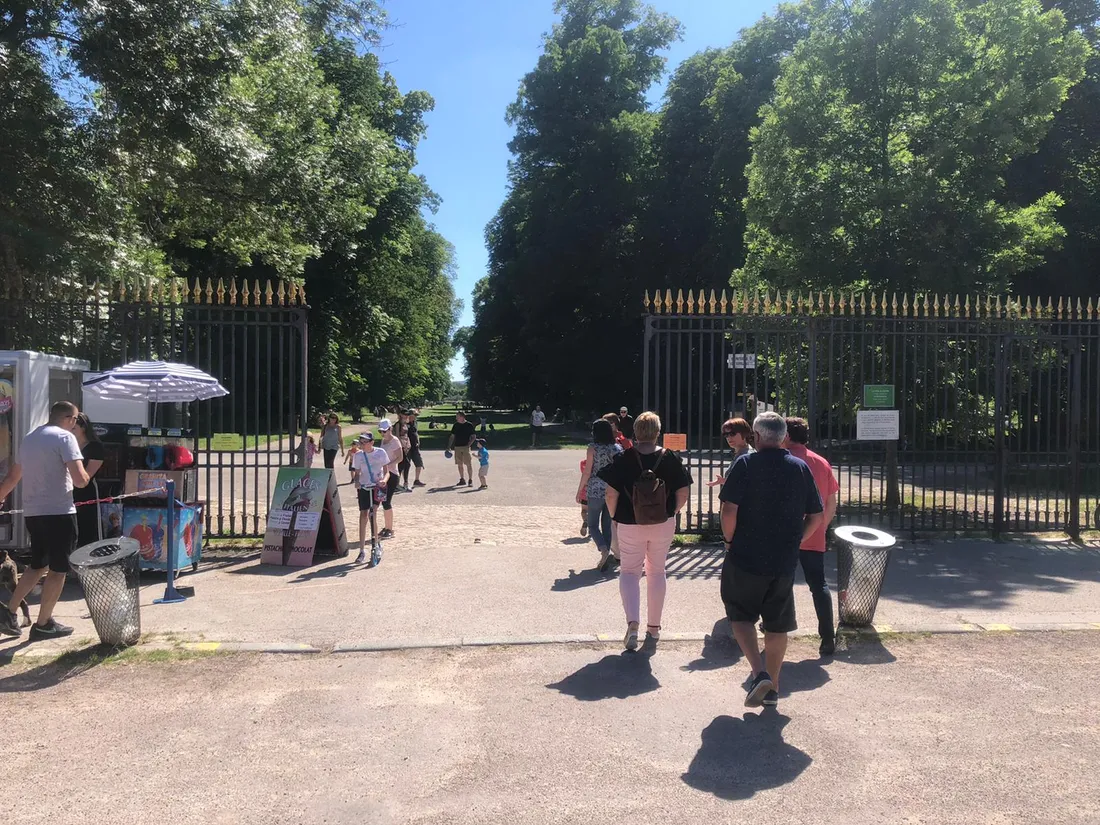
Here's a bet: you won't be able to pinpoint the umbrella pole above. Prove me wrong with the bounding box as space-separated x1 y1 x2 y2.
155 480 186 604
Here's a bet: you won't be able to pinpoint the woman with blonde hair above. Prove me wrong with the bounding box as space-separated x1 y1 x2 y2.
598 411 693 651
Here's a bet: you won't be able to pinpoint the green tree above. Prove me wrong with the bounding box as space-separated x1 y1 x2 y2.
468 0 680 408
739 0 1089 294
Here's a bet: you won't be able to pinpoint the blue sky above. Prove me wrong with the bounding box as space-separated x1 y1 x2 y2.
379 0 778 377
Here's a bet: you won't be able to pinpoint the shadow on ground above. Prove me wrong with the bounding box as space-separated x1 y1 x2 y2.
0 644 113 693
665 544 724 580
546 650 659 701
682 618 744 672
682 711 812 800
882 540 1100 611
551 567 613 592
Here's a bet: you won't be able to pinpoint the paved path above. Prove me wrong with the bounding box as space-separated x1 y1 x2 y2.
2 451 1099 655
5 633 1098 824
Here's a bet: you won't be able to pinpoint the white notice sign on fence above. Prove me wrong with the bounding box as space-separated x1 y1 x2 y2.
857 410 900 441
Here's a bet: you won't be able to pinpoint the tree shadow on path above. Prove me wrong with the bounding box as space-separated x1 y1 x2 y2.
546 650 659 701
682 711 812 800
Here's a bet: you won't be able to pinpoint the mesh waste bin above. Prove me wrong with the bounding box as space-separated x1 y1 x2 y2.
70 538 142 646
834 526 896 628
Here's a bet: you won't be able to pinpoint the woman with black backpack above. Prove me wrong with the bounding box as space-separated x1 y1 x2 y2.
598 411 693 652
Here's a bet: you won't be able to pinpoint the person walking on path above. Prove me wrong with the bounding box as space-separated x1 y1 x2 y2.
617 407 634 440
531 405 546 448
377 419 403 538
395 411 413 491
351 433 388 565
719 412 823 709
405 409 425 487
785 417 841 655
707 417 754 488
320 414 344 470
576 419 622 572
0 401 91 638
598 411 692 652
447 411 476 486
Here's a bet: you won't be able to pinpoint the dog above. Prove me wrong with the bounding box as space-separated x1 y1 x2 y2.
0 550 31 628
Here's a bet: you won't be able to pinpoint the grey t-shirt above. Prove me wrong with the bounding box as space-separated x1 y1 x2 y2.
20 425 82 517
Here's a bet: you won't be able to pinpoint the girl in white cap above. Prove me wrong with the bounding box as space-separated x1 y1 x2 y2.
377 419 403 538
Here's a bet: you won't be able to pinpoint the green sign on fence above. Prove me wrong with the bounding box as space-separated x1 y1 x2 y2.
863 385 895 408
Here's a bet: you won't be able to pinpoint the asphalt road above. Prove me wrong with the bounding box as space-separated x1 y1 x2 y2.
4 632 1098 824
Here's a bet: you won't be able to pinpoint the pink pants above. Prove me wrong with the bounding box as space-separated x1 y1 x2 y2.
617 519 676 628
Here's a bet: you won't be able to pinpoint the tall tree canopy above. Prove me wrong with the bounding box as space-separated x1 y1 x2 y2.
738 0 1089 294
1 0 459 410
467 0 680 408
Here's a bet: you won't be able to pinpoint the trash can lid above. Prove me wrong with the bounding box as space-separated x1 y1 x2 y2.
833 525 896 549
70 538 141 569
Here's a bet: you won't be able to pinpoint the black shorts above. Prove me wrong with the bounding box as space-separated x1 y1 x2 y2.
382 473 399 511
407 447 423 469
26 514 79 574
357 487 379 513
721 558 797 634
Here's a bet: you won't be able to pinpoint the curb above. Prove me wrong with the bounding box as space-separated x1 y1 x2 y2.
4 622 1100 664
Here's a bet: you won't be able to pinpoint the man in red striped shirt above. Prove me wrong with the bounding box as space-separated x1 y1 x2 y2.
785 417 840 655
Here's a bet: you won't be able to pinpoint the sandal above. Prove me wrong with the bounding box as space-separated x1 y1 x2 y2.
624 623 639 652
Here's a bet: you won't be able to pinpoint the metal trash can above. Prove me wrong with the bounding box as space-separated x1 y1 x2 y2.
834 526 896 628
70 538 142 647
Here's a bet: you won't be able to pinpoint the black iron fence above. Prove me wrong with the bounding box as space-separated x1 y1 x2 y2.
643 290 1100 538
1 278 309 537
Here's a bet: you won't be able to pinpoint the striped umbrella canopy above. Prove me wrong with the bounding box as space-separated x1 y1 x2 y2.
83 361 229 403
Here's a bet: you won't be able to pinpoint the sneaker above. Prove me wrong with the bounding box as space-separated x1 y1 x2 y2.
413 481 426 488
379 528 394 539
580 521 588 537
745 671 775 708
819 637 836 656
457 479 466 487
356 549 367 564
29 619 73 640
624 626 639 652
0 610 21 637
597 550 611 572
762 690 779 707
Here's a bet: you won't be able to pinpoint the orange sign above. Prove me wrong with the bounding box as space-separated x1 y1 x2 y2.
663 433 687 451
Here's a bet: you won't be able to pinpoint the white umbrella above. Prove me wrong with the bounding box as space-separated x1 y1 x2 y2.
83 360 228 403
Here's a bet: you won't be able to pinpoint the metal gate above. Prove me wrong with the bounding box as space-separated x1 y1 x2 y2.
1 278 308 538
642 290 1099 538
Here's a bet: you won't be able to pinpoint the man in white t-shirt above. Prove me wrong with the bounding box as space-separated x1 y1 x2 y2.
351 433 389 565
0 401 91 638
531 405 546 448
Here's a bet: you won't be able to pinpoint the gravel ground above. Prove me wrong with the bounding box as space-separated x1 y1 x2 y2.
4 632 1098 825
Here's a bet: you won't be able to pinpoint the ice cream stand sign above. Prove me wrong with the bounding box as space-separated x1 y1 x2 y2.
261 468 347 567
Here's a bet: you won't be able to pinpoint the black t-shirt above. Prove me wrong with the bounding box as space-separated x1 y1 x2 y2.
719 448 823 577
618 414 634 439
597 447 692 525
73 440 105 502
407 422 420 450
451 421 476 448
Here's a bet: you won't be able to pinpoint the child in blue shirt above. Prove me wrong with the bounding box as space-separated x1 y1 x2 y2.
476 439 490 489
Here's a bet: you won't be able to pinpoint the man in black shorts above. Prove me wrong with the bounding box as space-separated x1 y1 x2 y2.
720 411 823 708
0 401 91 638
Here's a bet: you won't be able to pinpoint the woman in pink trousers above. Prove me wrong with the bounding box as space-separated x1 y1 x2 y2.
598 411 693 651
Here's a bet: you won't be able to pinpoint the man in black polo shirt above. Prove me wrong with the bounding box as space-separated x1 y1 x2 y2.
720 411 823 709
446 411 477 486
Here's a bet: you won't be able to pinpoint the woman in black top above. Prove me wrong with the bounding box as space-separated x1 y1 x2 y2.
598 411 692 652
72 413 106 546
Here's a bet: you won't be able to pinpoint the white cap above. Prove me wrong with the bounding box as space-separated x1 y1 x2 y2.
378 418 392 431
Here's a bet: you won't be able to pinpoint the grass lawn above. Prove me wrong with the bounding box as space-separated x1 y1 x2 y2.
331 405 588 451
